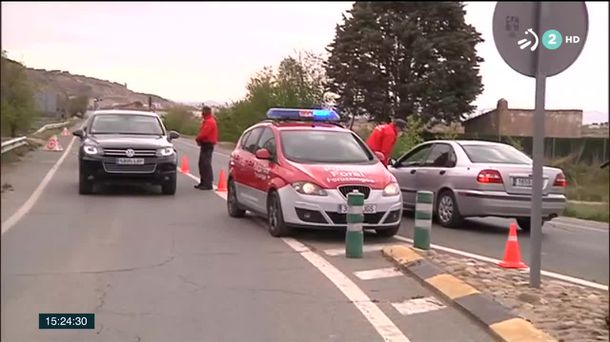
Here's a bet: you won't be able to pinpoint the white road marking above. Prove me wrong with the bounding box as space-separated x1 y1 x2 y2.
178 170 226 200
392 297 446 316
173 139 231 158
393 235 609 291
354 267 403 280
282 238 411 342
2 137 77 235
205 176 410 341
324 244 388 256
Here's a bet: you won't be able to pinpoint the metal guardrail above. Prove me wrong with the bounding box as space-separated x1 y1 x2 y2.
1 137 28 154
1 119 73 155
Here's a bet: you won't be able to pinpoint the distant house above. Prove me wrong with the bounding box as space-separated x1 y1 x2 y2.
463 99 583 138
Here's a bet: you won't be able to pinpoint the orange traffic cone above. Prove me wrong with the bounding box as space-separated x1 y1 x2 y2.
498 223 527 269
178 156 190 174
216 169 227 192
61 127 70 137
45 135 63 151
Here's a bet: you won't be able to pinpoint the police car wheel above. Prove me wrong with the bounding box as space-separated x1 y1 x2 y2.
227 179 246 218
267 191 292 237
375 225 400 238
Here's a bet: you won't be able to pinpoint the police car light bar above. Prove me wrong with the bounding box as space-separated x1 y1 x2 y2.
266 108 340 122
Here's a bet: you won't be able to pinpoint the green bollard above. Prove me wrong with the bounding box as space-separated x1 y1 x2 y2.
345 190 364 258
413 191 433 250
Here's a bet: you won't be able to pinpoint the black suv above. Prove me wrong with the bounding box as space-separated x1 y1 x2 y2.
73 110 180 195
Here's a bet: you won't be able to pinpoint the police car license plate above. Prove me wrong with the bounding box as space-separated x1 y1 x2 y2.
117 158 145 165
338 204 377 214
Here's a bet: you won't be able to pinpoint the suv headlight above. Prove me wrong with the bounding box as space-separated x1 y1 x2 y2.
157 147 175 157
83 145 99 155
383 183 400 196
292 182 327 196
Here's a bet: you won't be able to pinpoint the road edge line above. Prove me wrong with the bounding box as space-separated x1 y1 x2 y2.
2 136 77 235
382 245 556 342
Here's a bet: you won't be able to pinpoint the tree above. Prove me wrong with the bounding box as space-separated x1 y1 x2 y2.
216 52 328 142
1 51 39 137
325 2 484 125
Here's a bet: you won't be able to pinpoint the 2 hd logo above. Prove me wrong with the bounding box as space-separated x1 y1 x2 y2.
517 28 581 51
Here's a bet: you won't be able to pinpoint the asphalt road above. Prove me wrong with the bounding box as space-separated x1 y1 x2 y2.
174 139 609 286
1 136 493 341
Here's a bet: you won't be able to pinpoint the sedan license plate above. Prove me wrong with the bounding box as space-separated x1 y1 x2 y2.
116 158 145 165
514 177 532 188
338 204 377 214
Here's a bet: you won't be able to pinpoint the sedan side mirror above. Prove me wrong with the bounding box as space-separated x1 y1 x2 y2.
168 131 180 141
255 148 271 160
389 159 397 167
72 129 85 139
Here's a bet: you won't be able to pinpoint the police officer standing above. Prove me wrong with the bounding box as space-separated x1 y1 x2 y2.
195 105 218 190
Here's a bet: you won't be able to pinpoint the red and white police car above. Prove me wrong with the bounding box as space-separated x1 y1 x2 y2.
226 108 403 237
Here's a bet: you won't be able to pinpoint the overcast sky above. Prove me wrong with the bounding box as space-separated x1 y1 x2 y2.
2 1 608 114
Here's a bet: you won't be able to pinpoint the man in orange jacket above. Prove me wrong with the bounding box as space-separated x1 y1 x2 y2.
366 118 407 165
195 106 218 190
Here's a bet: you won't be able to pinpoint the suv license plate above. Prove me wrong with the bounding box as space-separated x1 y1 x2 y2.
514 177 532 187
117 158 145 165
338 204 377 214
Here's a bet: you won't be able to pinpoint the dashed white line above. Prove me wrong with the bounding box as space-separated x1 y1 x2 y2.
282 238 411 342
354 267 403 281
324 244 388 256
392 297 446 316
2 137 77 235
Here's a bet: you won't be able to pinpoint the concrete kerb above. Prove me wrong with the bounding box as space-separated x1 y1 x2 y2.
382 245 556 342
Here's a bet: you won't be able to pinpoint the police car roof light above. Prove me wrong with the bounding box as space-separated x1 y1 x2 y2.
266 108 340 122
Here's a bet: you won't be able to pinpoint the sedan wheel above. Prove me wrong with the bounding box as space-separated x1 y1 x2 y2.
436 191 463 228
227 180 245 218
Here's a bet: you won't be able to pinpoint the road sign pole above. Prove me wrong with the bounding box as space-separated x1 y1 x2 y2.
530 1 547 289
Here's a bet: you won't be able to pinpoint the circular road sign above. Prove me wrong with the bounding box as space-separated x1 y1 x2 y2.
493 2 588 77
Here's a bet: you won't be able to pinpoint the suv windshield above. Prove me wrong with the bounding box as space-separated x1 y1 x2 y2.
280 130 374 164
90 114 164 135
461 144 532 164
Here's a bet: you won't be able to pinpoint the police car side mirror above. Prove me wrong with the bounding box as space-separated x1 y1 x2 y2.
374 151 385 162
255 148 271 160
73 129 85 139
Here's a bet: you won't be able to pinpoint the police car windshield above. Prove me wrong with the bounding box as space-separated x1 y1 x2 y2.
280 130 374 164
90 114 164 135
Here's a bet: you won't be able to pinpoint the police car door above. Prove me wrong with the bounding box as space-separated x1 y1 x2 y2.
238 127 264 210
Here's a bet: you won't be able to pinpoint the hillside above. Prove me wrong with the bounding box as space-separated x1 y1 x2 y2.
3 57 175 109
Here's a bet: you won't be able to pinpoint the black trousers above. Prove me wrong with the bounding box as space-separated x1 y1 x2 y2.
198 143 214 187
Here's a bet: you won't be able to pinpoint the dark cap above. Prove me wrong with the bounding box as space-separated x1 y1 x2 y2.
394 118 407 131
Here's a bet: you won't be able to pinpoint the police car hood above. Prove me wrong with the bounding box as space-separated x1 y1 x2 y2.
287 162 395 189
87 134 172 149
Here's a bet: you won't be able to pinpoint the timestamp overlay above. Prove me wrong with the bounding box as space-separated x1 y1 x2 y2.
39 313 95 330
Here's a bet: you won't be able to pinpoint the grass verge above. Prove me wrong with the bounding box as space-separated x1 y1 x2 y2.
563 201 609 223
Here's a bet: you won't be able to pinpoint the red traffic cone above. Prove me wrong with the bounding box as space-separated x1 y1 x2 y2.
45 135 59 151
216 169 227 192
498 223 527 269
61 127 70 137
178 156 190 174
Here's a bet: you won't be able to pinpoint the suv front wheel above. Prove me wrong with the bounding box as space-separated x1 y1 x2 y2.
79 169 94 195
161 174 177 195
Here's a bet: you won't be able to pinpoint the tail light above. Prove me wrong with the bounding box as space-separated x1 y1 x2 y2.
553 173 567 187
477 170 503 184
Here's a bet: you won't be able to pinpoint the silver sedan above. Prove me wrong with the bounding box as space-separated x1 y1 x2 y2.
389 140 568 231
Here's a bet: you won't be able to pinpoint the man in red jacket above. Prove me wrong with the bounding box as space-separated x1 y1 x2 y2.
195 106 218 190
366 118 407 165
